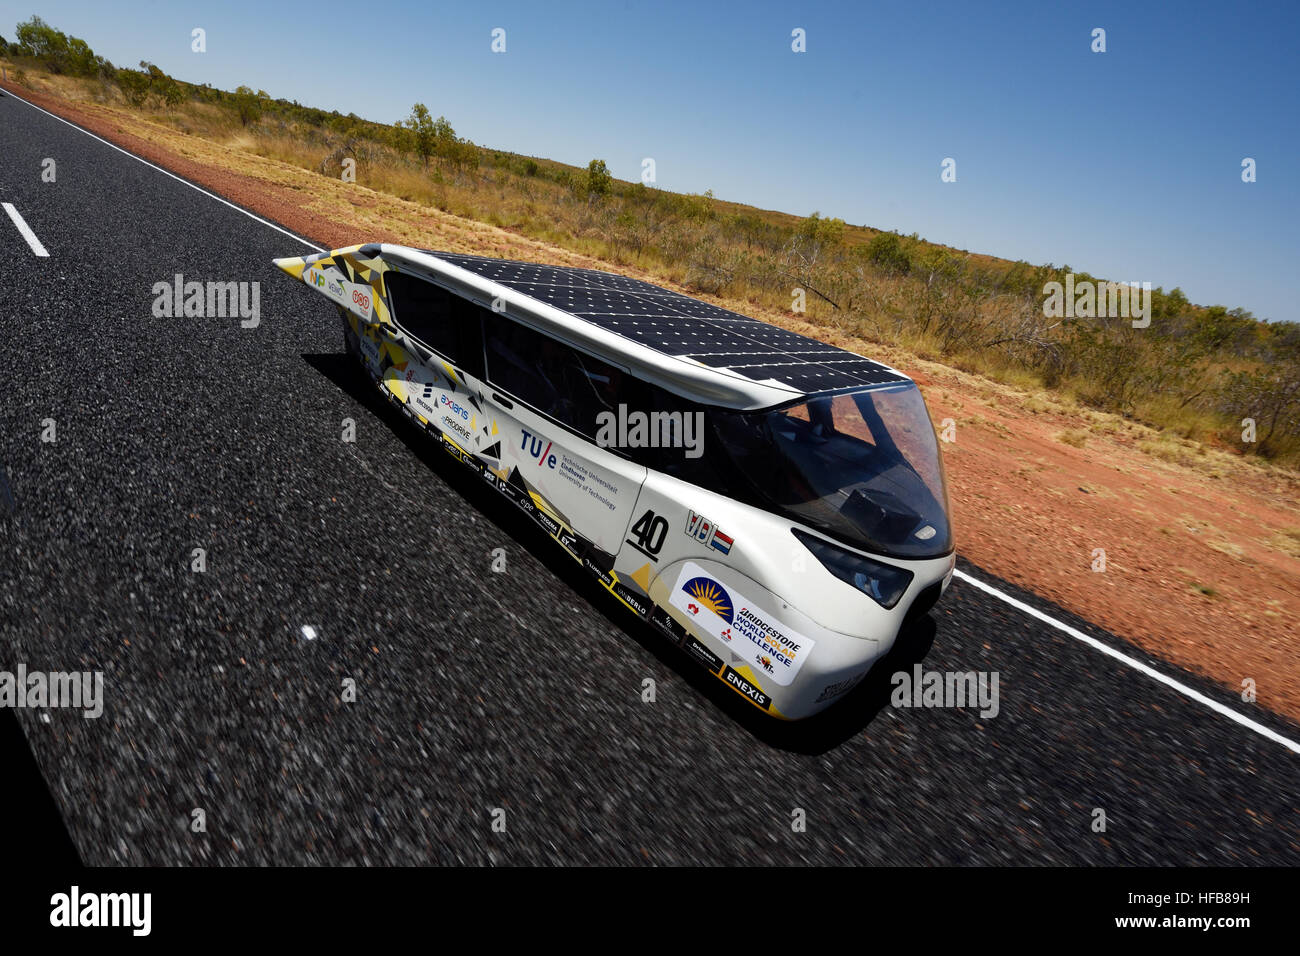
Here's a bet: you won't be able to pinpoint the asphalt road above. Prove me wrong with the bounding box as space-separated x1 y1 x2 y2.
2 88 1298 866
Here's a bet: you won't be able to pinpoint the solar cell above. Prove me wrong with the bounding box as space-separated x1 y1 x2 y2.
421 250 908 394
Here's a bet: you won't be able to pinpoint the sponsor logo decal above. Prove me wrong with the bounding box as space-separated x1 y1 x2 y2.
651 606 688 646
441 394 471 420
678 576 733 622
722 666 770 710
440 433 475 466
358 332 380 365
555 452 619 512
583 556 615 587
442 415 473 443
685 510 733 555
611 580 650 617
521 430 556 469
558 529 585 560
815 673 866 703
669 561 815 687
684 637 724 675
534 509 561 537
303 266 374 321
496 476 534 514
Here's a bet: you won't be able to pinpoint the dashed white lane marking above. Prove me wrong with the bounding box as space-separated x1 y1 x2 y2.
3 202 50 256
954 568 1300 755
3 88 323 254
8 85 1298 758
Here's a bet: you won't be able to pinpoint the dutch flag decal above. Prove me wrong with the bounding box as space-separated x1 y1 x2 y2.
710 530 734 555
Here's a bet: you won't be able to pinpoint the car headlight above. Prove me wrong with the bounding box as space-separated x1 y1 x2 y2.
791 528 914 609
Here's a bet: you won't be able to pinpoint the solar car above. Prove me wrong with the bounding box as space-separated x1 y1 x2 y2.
275 245 956 719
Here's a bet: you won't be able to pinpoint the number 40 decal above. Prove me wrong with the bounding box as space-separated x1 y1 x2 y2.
626 508 668 560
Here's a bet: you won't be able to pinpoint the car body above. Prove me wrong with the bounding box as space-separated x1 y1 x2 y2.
275 244 956 719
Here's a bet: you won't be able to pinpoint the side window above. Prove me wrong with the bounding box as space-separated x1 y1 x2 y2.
386 272 459 361
483 311 630 439
453 300 485 380
634 382 740 497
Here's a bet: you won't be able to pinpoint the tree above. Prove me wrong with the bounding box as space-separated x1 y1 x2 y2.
65 35 97 76
117 68 150 106
234 85 262 126
431 114 456 143
159 75 185 107
405 103 437 166
15 16 68 69
586 159 612 198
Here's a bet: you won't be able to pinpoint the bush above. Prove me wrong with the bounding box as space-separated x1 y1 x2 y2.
865 231 911 275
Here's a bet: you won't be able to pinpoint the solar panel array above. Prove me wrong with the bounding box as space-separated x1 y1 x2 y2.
422 251 907 394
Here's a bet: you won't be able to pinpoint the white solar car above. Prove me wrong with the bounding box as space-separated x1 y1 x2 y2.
276 245 956 719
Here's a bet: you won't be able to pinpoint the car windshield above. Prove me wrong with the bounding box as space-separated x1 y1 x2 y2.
712 383 952 559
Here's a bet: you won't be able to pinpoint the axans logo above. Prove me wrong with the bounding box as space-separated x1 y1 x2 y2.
441 394 470 420
521 430 557 468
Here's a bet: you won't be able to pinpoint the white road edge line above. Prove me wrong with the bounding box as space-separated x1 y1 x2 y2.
9 84 1297 757
954 568 1300 755
3 202 50 256
3 87 324 254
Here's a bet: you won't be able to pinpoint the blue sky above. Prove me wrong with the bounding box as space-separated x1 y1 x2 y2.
5 0 1297 322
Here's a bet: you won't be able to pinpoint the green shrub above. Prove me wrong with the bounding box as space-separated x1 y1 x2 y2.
865 231 911 275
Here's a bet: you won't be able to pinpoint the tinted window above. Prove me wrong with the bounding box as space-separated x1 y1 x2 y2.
484 312 628 439
386 272 460 361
